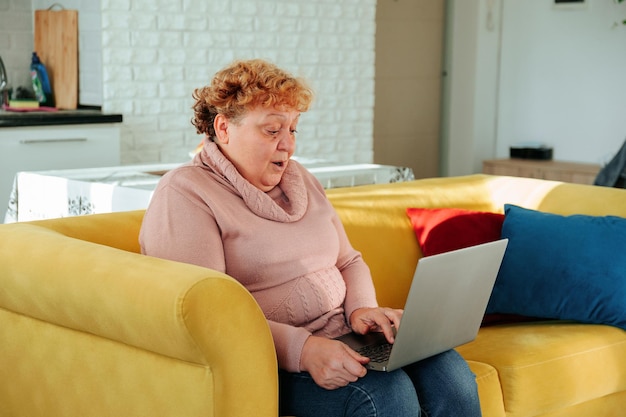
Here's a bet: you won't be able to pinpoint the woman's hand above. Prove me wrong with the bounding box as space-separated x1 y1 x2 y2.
300 335 370 390
350 307 403 344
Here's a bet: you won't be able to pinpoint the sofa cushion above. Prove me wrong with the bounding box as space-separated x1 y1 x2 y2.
457 322 626 417
487 204 626 330
405 207 504 256
465 360 506 417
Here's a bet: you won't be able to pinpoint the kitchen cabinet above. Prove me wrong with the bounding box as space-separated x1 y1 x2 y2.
1 116 122 220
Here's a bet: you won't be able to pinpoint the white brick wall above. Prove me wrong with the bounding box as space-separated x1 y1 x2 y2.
0 0 34 92
1 0 376 166
101 0 377 165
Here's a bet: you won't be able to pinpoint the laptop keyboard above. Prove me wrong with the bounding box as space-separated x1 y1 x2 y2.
357 343 392 363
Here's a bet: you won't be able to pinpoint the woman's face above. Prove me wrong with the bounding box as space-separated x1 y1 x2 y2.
214 106 300 192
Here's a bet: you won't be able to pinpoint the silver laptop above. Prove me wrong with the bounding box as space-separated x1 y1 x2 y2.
336 238 508 372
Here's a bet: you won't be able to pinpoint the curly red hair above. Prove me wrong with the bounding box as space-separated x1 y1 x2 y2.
191 59 314 139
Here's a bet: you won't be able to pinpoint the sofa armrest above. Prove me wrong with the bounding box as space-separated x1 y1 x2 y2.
0 223 278 417
28 209 146 253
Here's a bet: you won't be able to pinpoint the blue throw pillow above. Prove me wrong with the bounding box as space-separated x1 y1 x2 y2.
486 204 626 330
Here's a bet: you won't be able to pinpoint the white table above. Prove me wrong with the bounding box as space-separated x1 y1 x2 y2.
4 161 414 223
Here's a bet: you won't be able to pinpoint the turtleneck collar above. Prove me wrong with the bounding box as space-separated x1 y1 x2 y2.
196 140 308 223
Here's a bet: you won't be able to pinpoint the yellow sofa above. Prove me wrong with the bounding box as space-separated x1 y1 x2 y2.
1 174 625 417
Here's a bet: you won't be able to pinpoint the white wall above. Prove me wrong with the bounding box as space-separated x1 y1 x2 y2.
441 0 483 176
444 0 626 176
101 0 377 165
497 0 626 164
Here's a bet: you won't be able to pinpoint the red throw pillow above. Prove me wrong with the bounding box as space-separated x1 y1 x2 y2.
405 207 504 257
405 207 538 326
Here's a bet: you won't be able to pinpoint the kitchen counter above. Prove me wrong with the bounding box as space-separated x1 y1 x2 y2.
0 109 123 127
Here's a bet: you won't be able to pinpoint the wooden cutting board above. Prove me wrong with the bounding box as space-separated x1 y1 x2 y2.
34 9 78 110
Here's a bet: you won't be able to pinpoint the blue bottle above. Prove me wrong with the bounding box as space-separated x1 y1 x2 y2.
30 52 55 107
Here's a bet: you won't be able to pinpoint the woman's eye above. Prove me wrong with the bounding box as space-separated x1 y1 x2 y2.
265 127 297 136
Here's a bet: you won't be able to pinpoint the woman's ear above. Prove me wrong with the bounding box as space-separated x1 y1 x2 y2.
214 114 229 144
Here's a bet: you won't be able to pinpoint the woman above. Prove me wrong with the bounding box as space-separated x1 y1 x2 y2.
140 59 481 417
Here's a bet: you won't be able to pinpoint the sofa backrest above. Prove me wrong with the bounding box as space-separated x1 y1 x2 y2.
326 174 626 308
21 174 626 308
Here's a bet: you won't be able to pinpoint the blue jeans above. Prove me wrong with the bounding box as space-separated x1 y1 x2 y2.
279 349 481 417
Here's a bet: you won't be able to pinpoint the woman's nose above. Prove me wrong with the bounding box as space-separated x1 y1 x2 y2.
278 132 296 153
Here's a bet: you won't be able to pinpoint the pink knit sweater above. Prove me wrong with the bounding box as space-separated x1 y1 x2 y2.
139 141 378 372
